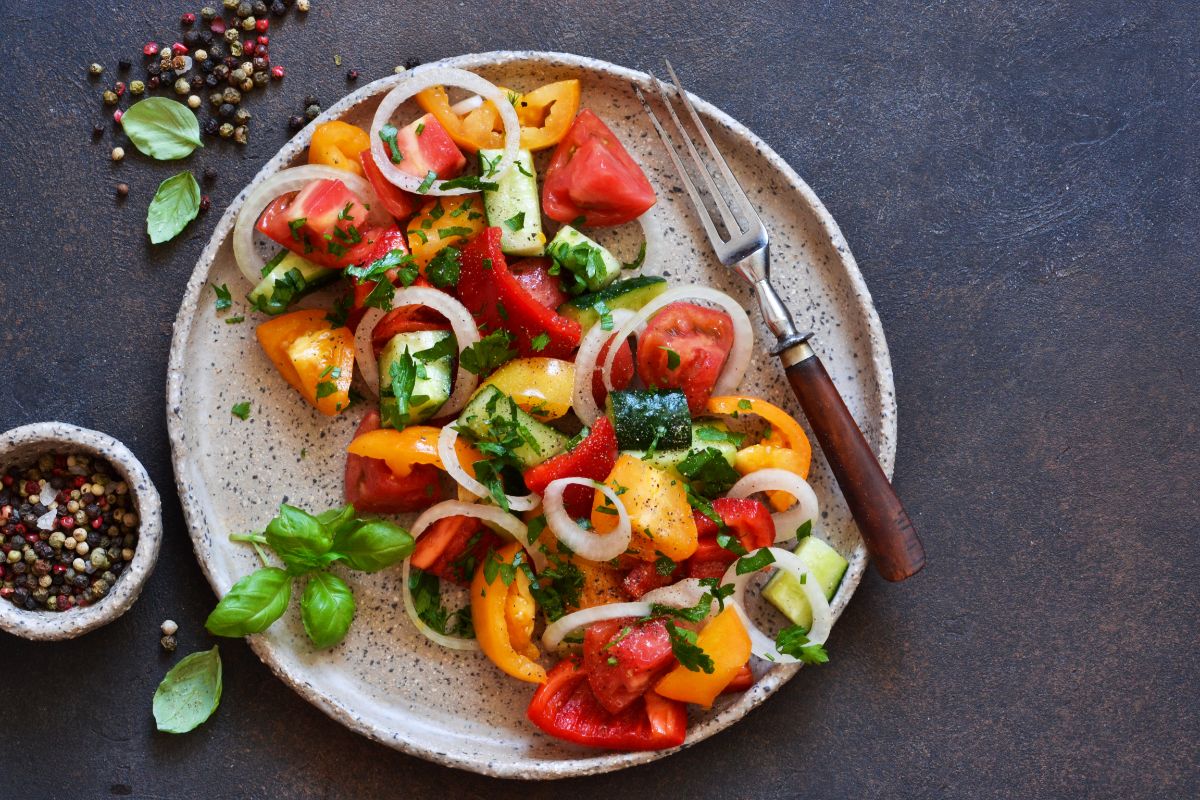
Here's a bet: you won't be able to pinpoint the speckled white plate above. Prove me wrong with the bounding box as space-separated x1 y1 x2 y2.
167 51 895 779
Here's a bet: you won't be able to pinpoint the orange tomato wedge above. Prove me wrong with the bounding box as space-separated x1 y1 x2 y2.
308 120 371 176
347 426 484 480
256 310 354 416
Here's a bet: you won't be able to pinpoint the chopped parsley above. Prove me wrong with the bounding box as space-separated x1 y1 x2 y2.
460 330 517 375
695 426 746 447
426 246 462 288
409 568 473 638
530 333 551 352
211 283 232 311
315 380 338 399
414 336 457 364
622 241 647 271
388 349 417 424
416 170 437 193
659 345 681 370
795 519 813 540
414 121 425 136
735 548 776 575
654 552 677 577
514 159 533 177
325 295 352 328
249 267 309 316
677 447 741 497
437 225 474 240
225 316 244 324
776 625 829 665
230 401 251 420
503 212 525 232
480 152 503 178
436 174 499 192
287 218 306 242
378 124 403 163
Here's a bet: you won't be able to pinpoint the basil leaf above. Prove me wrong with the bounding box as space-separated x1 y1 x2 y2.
152 646 223 734
331 519 414 572
120 97 202 160
205 567 293 636
264 504 334 572
315 503 358 540
147 171 201 244
300 572 356 649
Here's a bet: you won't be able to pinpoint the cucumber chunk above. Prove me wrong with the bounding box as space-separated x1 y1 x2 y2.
762 537 849 631
457 385 568 469
546 225 623 293
624 420 740 471
378 330 454 428
558 276 668 331
607 390 691 451
247 250 337 315
480 148 545 256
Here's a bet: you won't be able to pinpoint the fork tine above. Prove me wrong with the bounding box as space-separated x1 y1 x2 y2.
663 60 763 231
633 84 727 253
647 71 742 240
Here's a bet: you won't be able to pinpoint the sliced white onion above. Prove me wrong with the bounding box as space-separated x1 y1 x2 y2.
640 578 711 611
35 507 56 531
352 287 480 417
231 165 381 287
369 67 519 196
571 308 636 424
401 499 537 652
600 287 754 396
722 547 832 664
728 469 820 543
541 602 651 651
436 425 541 513
449 95 484 115
542 478 631 562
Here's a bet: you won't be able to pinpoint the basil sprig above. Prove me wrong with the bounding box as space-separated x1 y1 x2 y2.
120 97 203 160
152 646 223 734
206 502 413 649
147 171 201 244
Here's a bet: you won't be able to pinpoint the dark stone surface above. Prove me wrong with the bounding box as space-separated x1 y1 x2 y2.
0 1 1195 797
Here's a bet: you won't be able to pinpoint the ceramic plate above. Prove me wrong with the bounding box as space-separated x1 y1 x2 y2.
167 51 895 779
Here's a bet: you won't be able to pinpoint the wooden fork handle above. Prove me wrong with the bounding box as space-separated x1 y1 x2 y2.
779 339 925 581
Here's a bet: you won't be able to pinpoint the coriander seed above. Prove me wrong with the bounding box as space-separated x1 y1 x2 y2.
187 95 201 109
129 80 145 95
89 62 104 75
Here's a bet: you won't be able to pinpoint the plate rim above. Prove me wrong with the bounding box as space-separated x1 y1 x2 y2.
167 49 896 779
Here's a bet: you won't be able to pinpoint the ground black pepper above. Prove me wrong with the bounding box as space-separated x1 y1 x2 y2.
0 453 140 612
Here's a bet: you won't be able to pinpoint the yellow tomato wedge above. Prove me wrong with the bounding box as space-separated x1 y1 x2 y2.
655 607 752 708
346 427 442 477
482 358 575 420
416 80 581 152
307 120 371 176
407 195 486 268
256 310 354 416
591 454 698 562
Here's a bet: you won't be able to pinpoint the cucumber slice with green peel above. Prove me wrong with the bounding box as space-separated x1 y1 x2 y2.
480 148 545 256
624 420 740 471
762 537 849 631
378 330 454 428
546 225 623 292
247 250 337 315
457 385 568 469
606 389 692 451
558 275 669 331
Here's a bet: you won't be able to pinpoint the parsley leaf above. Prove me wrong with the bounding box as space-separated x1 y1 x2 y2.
225 316 244 324
416 170 437 193
325 295 351 328
378 124 403 163
388 349 417 424
437 226 474 240
697 577 736 611
735 548 776 575
503 212 525 232
414 335 457 363
677 448 741 497
426 246 461 288
622 241 647 271
211 283 232 311
795 519 813 540
776 625 829 665
230 402 251 420
660 345 681 370
654 551 677 577
437 174 499 192
409 568 473 637
530 333 551 352
666 621 714 673
460 330 517 375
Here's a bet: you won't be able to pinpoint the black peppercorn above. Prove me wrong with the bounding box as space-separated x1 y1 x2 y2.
303 94 318 107
146 61 162 77
209 42 226 59
202 118 220 136
252 56 268 71
92 123 104 138
118 59 132 71
236 1 252 18
252 1 268 15
218 102 235 119
287 114 305 131
205 74 219 88
270 0 286 15
203 166 218 183
183 30 201 46
201 58 216 74
161 634 178 652
200 30 214 46
190 74 205 91
404 57 423 70
304 103 320 120
214 63 230 80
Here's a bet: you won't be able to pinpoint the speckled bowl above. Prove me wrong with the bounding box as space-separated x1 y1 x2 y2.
167 51 895 778
0 422 162 640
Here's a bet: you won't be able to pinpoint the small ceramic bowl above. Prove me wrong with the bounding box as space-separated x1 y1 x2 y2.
0 422 161 640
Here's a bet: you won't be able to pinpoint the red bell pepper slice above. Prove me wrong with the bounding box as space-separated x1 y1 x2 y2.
526 656 687 751
456 227 581 358
522 417 617 518
685 497 775 580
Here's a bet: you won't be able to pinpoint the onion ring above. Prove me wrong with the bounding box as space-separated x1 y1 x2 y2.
600 287 754 395
542 478 631 562
436 425 541 513
352 287 480 417
570 309 636 424
369 67 520 196
727 468 820 543
232 165 380 286
722 547 832 663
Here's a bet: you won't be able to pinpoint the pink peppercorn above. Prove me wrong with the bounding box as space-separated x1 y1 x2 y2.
271 65 284 80
243 41 256 55
113 109 123 123
172 42 188 55
181 12 196 25
256 18 269 32
143 42 160 57
23 481 38 496
211 18 226 34
257 35 269 46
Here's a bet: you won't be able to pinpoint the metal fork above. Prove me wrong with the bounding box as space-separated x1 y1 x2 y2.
636 63 925 581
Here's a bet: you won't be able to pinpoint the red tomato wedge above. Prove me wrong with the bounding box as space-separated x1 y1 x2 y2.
343 410 445 513
346 226 417 331
410 515 501 586
456 227 581 358
583 618 678 714
257 179 378 268
359 149 416 220
522 417 618 518
592 337 634 406
509 257 568 310
527 657 687 751
388 112 467 181
637 302 734 414
542 110 656 227
622 560 681 599
685 497 775 580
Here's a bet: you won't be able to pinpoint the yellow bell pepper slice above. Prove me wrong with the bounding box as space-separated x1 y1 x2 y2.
471 542 547 684
407 196 486 268
346 427 442 478
481 358 576 420
307 120 371 177
592 454 698 562
256 310 355 416
654 606 751 708
514 79 581 150
734 445 812 512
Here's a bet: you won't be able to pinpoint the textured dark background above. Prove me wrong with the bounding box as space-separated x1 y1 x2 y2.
0 1 1196 798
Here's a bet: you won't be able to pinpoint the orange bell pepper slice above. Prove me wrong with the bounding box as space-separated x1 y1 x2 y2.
416 80 582 153
471 542 547 684
707 396 812 510
308 120 371 177
655 606 751 708
733 445 812 512
348 426 483 480
256 310 354 416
